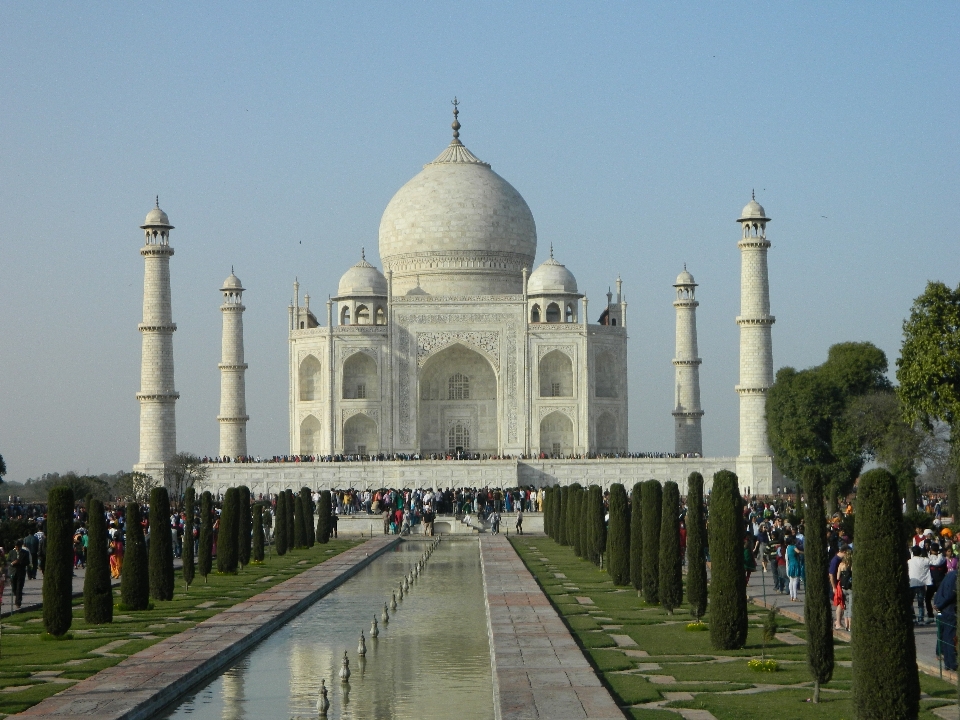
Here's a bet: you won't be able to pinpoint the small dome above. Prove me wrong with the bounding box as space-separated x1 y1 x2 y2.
528 254 578 294
739 195 769 222
221 270 243 292
406 285 430 296
337 253 387 297
675 268 696 286
141 199 172 229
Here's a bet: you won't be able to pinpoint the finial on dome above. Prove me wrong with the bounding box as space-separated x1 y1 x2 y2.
416 274 421 287
684 263 687 271
155 195 159 208
549 243 554 260
361 247 365 261
451 97 461 142
231 265 234 274
752 188 755 201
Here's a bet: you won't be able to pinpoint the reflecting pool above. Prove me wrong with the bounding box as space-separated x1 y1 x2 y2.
159 539 493 719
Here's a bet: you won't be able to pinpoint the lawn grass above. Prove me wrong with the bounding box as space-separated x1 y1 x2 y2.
0 540 359 716
511 536 950 720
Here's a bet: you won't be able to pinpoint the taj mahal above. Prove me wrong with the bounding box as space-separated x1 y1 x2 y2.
132 104 783 496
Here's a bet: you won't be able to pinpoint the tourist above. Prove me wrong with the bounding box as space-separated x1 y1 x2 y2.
908 545 933 625
9 539 29 610
929 544 947 619
934 566 958 671
515 507 523 535
743 537 757 584
23 528 39 580
786 537 802 601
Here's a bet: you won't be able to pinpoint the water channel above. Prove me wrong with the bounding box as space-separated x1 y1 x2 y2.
159 539 494 719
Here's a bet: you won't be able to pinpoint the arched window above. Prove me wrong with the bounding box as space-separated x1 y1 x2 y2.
565 304 574 323
299 355 323 401
546 303 561 323
355 305 370 324
595 351 617 398
448 373 470 400
531 304 541 323
340 306 351 325
375 307 386 325
448 422 470 453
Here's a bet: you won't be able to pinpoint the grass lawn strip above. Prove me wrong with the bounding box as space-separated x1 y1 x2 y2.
511 537 955 720
0 540 359 717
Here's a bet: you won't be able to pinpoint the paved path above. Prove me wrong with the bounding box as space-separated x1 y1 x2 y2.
480 535 625 719
16 536 399 720
745 567 953 682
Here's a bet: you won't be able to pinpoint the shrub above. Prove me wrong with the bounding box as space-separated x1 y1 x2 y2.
641 480 662 604
120 502 150 611
43 486 74 636
83 497 113 624
686 472 708 620
182 487 195 589
852 468 919 720
293 495 306 549
252 504 265 562
275 491 288 555
316 490 332 543
629 482 643 594
198 491 214 579
217 487 240 573
302 487 315 547
659 481 682 613
148 487 174 601
238 486 251 567
708 470 747 650
606 484 630 585
803 472 833 703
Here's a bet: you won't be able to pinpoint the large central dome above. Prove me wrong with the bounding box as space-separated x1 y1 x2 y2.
378 113 537 296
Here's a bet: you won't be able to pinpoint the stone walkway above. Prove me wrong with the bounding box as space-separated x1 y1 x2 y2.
15 536 399 720
480 535 625 719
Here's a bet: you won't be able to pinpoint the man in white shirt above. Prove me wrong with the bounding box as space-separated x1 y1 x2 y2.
908 545 933 624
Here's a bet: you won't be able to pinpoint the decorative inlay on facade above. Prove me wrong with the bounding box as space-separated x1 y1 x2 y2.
537 344 576 361
384 250 528 273
339 346 379 364
342 408 379 423
334 326 388 334
538 405 576 421
298 350 322 363
393 294 523 304
416 331 500 370
298 410 319 423
529 323 585 332
506 327 518 442
397 327 412 443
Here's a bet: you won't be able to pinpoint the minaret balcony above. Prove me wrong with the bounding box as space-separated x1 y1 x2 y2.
735 316 775 326
672 358 702 366
138 323 177 332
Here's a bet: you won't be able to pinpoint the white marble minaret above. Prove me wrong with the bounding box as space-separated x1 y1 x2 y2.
672 267 703 455
218 269 249 458
735 193 777 493
135 199 179 479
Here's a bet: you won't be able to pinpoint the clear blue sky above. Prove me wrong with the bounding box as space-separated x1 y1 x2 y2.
1 3 957 481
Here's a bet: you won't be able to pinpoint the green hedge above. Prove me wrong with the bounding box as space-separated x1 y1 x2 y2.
217 487 240 573
83 497 113 624
641 480 662 604
149 487 174 601
685 472 707 620
43 486 74 635
658 481 682 613
120 502 150 610
182 487 196 589
708 470 746 650
629 482 643 593
607 483 630 585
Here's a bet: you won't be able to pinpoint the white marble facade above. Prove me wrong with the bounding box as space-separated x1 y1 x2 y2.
288 111 628 458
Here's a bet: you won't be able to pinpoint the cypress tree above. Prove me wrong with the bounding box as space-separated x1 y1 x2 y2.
149 487 175 601
708 470 747 650
217 488 240 573
252 504 265 562
275 492 288 555
803 471 834 703
43 486 74 635
686 472 708 620
120 502 150 611
629 482 643 595
658 481 683 614
641 480 662 604
294 495 306 549
303 487 316 546
566 483 582 552
852 468 919 719
198 491 214 579
607 484 630 584
588 485 605 566
572 488 584 557
284 489 295 548
182 487 195 589
543 487 552 537
84 497 113 624
577 488 589 558
238 486 251 568
558 485 569 545
316 490 332 543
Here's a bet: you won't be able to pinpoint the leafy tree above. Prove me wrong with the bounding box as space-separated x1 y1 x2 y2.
0 453 6 482
120 502 150 610
164 453 208 509
641 480 662 604
852 469 919 719
897 281 960 506
768 342 890 511
802 472 833 703
587 485 605 566
316 490 332 543
302 487 315 546
275 491 288 555
238 486 251 567
606 484 630 585
217 487 240 573
198 491 214 580
761 606 779 661
83 497 113 624
148 487 175 601
43 486 74 635
114 471 159 505
708 470 747 650
629 482 643 595
252 504 265 562
182 487 196 589
686 473 708 620
658 481 682 613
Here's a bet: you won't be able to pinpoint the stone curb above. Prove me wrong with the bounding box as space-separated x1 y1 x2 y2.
15 537 400 720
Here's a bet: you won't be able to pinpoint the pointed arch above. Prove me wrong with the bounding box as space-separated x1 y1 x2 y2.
539 349 573 397
300 415 321 454
299 355 322 401
540 411 573 456
343 413 378 455
595 350 618 398
342 351 378 400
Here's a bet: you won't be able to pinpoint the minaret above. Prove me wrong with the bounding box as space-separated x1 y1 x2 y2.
218 269 249 458
736 193 776 490
135 199 179 480
672 266 703 455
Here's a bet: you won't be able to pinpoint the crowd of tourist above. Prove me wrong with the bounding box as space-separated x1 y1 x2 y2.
200 451 703 464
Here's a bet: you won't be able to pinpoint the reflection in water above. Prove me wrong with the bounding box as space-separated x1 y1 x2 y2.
160 540 493 720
